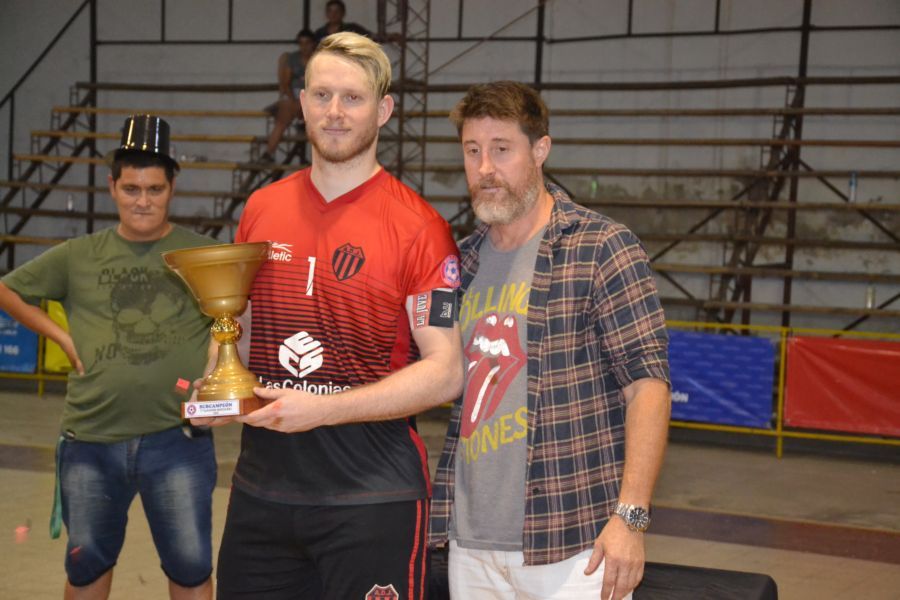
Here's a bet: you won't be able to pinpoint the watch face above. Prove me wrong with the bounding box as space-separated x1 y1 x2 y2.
628 507 650 531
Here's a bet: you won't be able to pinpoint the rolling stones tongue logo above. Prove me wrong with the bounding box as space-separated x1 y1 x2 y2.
461 312 526 438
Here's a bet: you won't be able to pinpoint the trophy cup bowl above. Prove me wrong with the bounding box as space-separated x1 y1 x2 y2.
162 241 271 418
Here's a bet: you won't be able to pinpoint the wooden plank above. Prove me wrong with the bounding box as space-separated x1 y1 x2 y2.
661 296 900 319
32 130 309 145
53 106 269 119
33 130 258 144
36 130 900 148
55 106 900 121
74 75 900 94
0 206 236 227
416 165 900 178
409 107 900 119
653 263 900 284
0 234 65 246
547 137 900 148
0 180 245 200
13 154 305 173
36 155 898 178
427 197 900 213
638 234 899 252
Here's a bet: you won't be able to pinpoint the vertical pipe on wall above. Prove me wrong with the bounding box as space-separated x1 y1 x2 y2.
7 94 13 181
160 0 167 43
87 0 97 234
228 0 234 41
775 328 788 458
627 0 633 36
534 0 545 86
780 0 812 328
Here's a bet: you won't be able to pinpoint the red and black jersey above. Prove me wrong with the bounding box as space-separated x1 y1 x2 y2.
234 167 459 505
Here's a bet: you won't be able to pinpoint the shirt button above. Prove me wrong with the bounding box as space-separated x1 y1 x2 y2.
532 487 541 495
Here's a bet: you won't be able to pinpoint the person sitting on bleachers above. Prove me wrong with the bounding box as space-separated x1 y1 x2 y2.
262 28 316 162
313 0 371 44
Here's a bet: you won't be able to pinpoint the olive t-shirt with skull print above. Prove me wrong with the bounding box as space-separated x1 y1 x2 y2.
2 225 214 442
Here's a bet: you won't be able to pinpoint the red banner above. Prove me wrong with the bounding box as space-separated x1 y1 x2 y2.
785 336 900 437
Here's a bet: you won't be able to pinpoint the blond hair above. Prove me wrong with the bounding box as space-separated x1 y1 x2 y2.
307 32 392 98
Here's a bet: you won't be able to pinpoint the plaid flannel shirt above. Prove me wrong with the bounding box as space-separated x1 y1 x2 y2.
428 184 670 565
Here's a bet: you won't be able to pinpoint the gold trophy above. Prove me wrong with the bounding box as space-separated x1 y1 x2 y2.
162 241 271 418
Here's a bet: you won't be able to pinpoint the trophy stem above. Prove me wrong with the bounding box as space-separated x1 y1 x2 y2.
195 316 261 406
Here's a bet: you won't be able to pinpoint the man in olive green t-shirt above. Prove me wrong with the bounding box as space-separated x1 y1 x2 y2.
0 115 216 600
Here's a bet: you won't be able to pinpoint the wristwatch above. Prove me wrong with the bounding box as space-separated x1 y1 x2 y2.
613 502 651 532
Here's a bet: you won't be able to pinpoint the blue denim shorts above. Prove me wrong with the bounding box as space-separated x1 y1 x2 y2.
58 426 216 587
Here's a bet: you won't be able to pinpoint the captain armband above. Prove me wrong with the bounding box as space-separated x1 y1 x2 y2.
407 288 459 329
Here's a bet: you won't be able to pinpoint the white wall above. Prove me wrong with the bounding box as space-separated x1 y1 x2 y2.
1 0 898 330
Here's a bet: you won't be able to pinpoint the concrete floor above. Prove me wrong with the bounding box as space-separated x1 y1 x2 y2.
0 391 898 599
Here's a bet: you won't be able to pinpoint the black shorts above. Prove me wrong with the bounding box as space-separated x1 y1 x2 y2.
217 486 429 599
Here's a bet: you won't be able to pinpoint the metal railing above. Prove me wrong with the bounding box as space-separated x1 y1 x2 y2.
666 320 900 457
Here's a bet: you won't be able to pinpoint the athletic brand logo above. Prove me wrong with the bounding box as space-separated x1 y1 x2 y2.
278 331 324 378
365 584 399 600
441 255 460 288
332 243 365 281
268 242 293 263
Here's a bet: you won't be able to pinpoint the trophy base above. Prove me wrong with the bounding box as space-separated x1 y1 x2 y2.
182 396 262 418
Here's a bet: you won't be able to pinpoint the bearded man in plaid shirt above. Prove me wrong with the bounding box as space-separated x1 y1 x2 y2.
429 81 671 600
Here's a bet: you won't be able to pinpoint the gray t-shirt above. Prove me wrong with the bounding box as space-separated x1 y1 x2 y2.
451 228 543 551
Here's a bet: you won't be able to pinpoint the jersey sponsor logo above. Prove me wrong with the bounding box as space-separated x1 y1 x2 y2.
278 331 324 378
261 376 351 394
460 313 526 438
332 243 365 281
365 584 399 600
441 255 461 288
268 241 293 263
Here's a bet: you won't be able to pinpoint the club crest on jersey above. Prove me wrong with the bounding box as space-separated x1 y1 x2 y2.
332 243 365 281
441 255 461 288
365 584 398 600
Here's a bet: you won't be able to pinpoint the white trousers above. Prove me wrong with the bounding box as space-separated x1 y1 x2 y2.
448 540 633 600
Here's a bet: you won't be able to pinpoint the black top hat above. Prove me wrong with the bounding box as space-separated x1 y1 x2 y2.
108 114 180 171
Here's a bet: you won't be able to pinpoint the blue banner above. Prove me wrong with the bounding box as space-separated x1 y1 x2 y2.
668 329 775 428
0 309 38 373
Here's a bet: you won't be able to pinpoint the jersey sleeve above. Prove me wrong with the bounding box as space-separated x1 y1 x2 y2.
235 192 260 244
402 216 460 297
1 241 71 305
591 226 670 389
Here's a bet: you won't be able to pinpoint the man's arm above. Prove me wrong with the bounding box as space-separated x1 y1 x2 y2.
0 282 84 374
238 322 463 432
585 377 670 600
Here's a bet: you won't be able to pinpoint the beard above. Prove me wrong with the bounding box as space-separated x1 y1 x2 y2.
307 119 379 165
469 167 542 226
